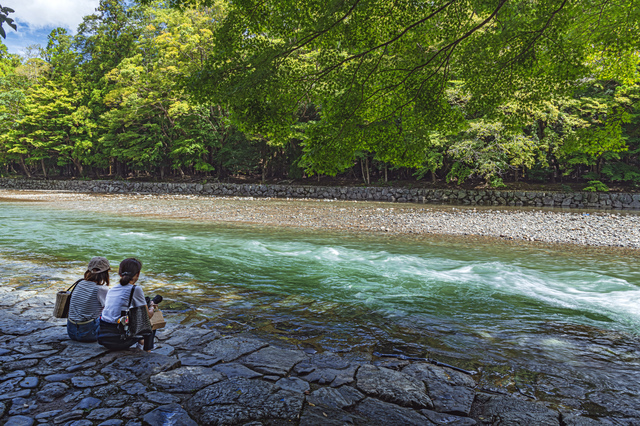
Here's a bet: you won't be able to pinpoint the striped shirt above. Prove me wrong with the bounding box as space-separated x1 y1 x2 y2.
68 280 109 322
101 284 148 324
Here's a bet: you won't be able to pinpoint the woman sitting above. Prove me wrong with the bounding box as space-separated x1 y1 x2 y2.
67 256 111 342
98 258 157 351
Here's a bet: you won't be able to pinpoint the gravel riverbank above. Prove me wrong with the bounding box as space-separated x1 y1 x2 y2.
2 190 640 249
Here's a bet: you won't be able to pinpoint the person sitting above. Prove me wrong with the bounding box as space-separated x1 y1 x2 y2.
97 258 157 351
67 256 111 342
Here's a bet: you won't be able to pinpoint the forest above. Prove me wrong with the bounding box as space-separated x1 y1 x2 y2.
0 0 639 190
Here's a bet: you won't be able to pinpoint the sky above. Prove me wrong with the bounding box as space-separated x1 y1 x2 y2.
2 0 100 55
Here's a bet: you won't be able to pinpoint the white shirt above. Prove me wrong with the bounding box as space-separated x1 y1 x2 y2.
101 284 147 323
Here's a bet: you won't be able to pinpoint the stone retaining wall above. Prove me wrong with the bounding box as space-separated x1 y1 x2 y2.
1 178 640 209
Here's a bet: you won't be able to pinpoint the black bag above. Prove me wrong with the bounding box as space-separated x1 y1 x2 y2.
116 285 152 340
53 279 82 318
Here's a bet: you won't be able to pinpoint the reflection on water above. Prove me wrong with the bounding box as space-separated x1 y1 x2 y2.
1 201 640 419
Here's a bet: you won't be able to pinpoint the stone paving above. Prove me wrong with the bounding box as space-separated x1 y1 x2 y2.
0 286 612 425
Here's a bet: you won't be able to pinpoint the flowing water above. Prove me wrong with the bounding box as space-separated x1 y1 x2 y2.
1 198 639 420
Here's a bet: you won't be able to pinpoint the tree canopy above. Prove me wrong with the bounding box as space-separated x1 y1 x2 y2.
0 0 639 189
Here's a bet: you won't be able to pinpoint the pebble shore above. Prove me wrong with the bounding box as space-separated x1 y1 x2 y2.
0 285 611 426
2 190 640 249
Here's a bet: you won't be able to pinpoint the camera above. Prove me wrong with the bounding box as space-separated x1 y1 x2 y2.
145 295 163 306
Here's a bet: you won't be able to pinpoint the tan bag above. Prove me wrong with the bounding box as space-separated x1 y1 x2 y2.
53 279 82 318
150 309 166 330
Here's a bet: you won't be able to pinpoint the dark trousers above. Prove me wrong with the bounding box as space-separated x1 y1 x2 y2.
98 318 154 351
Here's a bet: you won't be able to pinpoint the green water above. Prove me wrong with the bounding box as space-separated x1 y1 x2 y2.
1 200 640 418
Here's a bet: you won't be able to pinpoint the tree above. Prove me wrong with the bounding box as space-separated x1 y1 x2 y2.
0 3 16 39
147 0 640 176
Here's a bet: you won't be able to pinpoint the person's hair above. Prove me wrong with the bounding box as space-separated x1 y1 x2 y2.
119 258 142 286
84 270 110 286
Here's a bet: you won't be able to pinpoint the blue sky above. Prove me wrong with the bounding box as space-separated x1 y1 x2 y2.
2 0 99 55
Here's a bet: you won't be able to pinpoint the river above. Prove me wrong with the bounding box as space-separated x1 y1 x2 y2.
1 198 639 420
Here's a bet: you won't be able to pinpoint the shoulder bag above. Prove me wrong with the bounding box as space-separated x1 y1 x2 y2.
116 285 152 339
53 279 82 318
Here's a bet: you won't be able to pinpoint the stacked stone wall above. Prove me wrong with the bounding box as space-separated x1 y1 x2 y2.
1 178 639 209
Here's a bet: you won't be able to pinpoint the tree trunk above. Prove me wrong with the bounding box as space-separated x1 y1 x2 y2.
72 159 83 177
41 158 48 179
19 155 31 178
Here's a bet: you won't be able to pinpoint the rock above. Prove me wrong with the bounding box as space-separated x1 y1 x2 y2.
4 415 35 426
53 410 84 424
470 394 560 426
98 420 123 426
71 374 108 388
0 313 50 335
275 377 310 393
150 366 224 393
8 398 37 416
18 377 38 389
561 413 607 425
4 360 38 371
145 391 180 405
0 371 26 382
87 408 122 420
120 406 139 419
307 352 351 370
403 363 475 388
21 350 59 359
36 382 68 402
177 352 220 367
43 373 75 382
201 336 268 362
66 362 96 373
66 421 93 426
101 353 180 382
307 386 365 409
242 346 307 376
355 397 433 425
73 396 102 410
132 401 156 416
165 328 219 350
104 395 131 408
93 384 120 398
63 389 90 403
34 410 62 421
299 403 368 426
403 363 476 415
52 342 108 366
211 362 262 379
424 381 475 416
187 377 304 424
20 327 65 345
152 344 175 357
122 381 148 395
356 365 433 409
420 409 477 425
300 365 358 387
142 403 198 426
0 378 23 399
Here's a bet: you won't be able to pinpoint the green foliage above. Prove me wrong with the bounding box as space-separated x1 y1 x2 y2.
583 180 609 192
0 4 16 39
1 0 640 187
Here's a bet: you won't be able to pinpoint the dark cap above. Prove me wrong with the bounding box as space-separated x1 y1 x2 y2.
88 257 111 274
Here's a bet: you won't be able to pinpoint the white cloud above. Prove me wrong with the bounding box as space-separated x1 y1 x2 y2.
8 0 100 32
